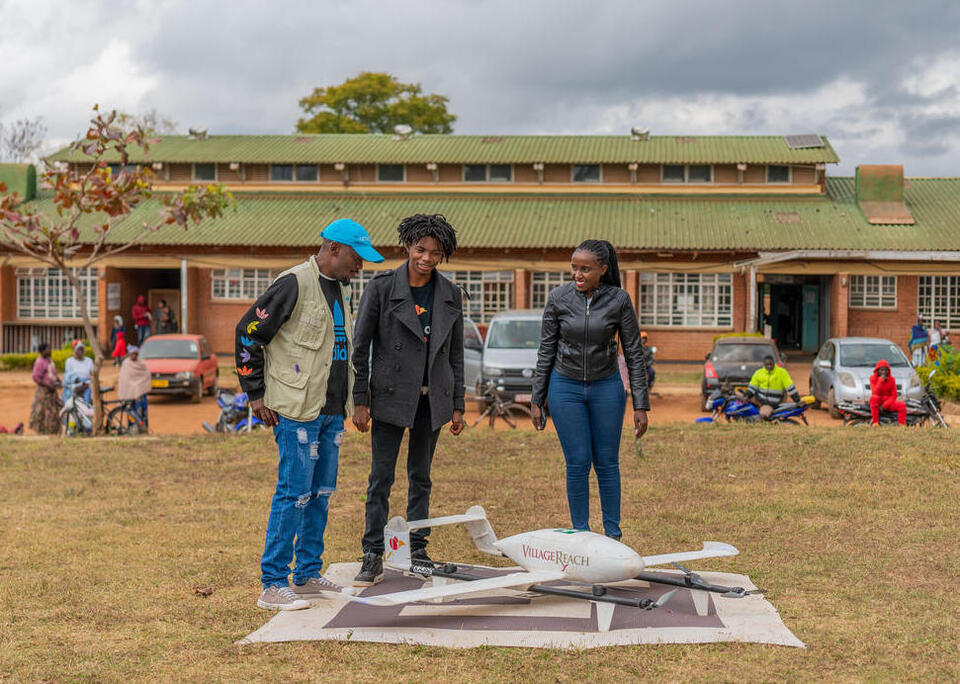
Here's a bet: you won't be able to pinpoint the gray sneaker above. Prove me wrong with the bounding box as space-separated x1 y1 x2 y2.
292 575 344 599
257 585 311 611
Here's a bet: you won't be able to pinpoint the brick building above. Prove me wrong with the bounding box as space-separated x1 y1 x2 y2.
1 132 958 361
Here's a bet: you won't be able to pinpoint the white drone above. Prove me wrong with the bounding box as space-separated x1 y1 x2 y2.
329 505 744 610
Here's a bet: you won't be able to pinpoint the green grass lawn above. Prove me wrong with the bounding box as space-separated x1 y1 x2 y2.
1 426 958 681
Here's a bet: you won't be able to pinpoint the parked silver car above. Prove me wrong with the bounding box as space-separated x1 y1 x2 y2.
809 337 921 418
463 316 483 401
479 309 543 403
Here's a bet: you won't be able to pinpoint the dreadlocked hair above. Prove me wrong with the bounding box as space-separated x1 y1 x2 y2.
574 239 622 288
397 213 458 262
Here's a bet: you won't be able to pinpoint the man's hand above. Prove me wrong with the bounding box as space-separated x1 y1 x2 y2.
249 397 279 427
530 404 545 431
633 409 648 439
353 404 371 432
450 409 464 435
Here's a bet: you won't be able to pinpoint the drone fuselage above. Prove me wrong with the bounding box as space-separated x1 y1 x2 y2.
496 528 645 584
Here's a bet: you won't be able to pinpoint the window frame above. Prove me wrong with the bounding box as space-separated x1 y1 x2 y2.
440 270 515 324
193 163 217 181
849 275 897 310
462 164 514 182
571 164 601 183
918 276 960 328
767 165 791 183
377 164 406 183
638 272 733 328
16 267 99 320
660 164 714 184
530 271 569 309
269 164 294 182
210 268 277 301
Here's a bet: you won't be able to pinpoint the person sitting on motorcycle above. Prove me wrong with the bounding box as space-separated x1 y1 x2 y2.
869 359 906 426
743 355 800 419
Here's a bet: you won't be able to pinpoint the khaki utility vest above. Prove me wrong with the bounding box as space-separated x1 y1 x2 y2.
263 257 355 421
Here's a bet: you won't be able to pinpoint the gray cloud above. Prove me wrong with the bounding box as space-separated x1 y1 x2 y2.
1 0 959 175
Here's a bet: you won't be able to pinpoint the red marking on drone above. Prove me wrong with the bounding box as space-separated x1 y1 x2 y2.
389 536 404 551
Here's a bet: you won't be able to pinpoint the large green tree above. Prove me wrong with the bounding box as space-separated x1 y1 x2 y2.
296 72 456 134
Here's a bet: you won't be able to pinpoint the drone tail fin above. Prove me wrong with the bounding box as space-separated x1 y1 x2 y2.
383 516 411 570
462 505 500 556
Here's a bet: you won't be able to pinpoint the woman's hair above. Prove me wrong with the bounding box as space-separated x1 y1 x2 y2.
397 214 458 261
574 239 622 288
38 342 50 354
159 299 167 307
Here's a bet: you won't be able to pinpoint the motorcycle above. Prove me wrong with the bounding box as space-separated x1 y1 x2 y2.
837 374 948 428
202 388 265 433
700 387 815 425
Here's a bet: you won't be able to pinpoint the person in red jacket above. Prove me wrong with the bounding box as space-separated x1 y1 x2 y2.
869 359 906 425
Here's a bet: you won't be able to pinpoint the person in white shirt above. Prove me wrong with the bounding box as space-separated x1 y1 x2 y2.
63 340 94 404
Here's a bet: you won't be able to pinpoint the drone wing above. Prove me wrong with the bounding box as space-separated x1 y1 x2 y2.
641 541 739 568
334 570 565 607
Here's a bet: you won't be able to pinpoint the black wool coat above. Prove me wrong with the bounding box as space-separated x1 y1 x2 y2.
352 263 465 430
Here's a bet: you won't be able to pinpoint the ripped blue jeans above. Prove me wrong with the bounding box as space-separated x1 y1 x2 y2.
261 413 343 588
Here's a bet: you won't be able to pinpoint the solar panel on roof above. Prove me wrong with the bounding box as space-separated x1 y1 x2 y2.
784 134 824 149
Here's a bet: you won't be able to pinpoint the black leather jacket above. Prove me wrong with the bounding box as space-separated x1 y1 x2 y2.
531 282 650 410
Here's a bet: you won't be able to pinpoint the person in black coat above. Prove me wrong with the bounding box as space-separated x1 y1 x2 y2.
351 214 466 586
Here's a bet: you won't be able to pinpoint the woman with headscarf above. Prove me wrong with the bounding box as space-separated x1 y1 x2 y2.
63 340 94 404
132 295 152 345
118 346 151 429
29 343 62 434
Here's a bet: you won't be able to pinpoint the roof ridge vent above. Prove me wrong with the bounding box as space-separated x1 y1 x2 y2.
630 127 649 141
187 128 208 140
392 124 413 141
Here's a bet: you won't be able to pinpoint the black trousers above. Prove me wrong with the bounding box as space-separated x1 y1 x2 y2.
362 396 440 554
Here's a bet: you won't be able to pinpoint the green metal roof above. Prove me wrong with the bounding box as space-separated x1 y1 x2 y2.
47 134 840 165
24 177 960 252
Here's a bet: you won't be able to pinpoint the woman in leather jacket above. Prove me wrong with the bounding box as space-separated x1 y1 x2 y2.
530 240 650 540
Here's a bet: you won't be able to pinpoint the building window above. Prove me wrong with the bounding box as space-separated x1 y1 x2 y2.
193 163 216 181
572 164 601 182
463 164 513 182
16 267 99 319
270 164 293 181
347 270 389 315
210 269 276 300
767 165 791 183
441 271 514 324
918 276 960 327
295 165 318 182
377 164 405 182
849 275 897 309
662 165 685 183
661 165 713 183
464 164 487 182
530 271 569 309
639 273 733 327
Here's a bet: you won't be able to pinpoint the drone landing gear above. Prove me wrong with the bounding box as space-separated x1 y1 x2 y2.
406 562 674 609
634 563 761 598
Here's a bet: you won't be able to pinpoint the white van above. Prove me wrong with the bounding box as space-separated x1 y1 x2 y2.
480 309 543 403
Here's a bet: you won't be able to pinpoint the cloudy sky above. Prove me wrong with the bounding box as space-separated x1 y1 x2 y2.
1 0 959 175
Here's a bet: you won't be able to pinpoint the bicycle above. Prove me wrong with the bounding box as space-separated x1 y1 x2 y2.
60 380 147 436
472 379 532 428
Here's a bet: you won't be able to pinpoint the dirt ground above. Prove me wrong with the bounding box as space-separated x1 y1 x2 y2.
0 361 860 436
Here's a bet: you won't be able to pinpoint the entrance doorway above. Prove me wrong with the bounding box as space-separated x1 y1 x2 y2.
762 275 827 353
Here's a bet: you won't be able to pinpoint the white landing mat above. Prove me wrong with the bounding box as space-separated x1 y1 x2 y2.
239 563 804 649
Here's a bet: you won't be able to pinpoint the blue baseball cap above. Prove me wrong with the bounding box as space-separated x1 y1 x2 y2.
321 218 384 263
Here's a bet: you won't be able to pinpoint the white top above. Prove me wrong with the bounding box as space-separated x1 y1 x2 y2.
64 356 94 381
929 329 942 346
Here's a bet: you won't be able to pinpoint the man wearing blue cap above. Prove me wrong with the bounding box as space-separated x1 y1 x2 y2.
236 218 384 611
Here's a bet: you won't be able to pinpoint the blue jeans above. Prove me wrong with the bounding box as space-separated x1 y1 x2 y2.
137 325 150 346
133 395 148 428
547 369 626 537
261 413 343 588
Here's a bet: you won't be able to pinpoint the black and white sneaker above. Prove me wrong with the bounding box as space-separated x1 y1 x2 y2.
353 552 383 587
410 548 434 573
